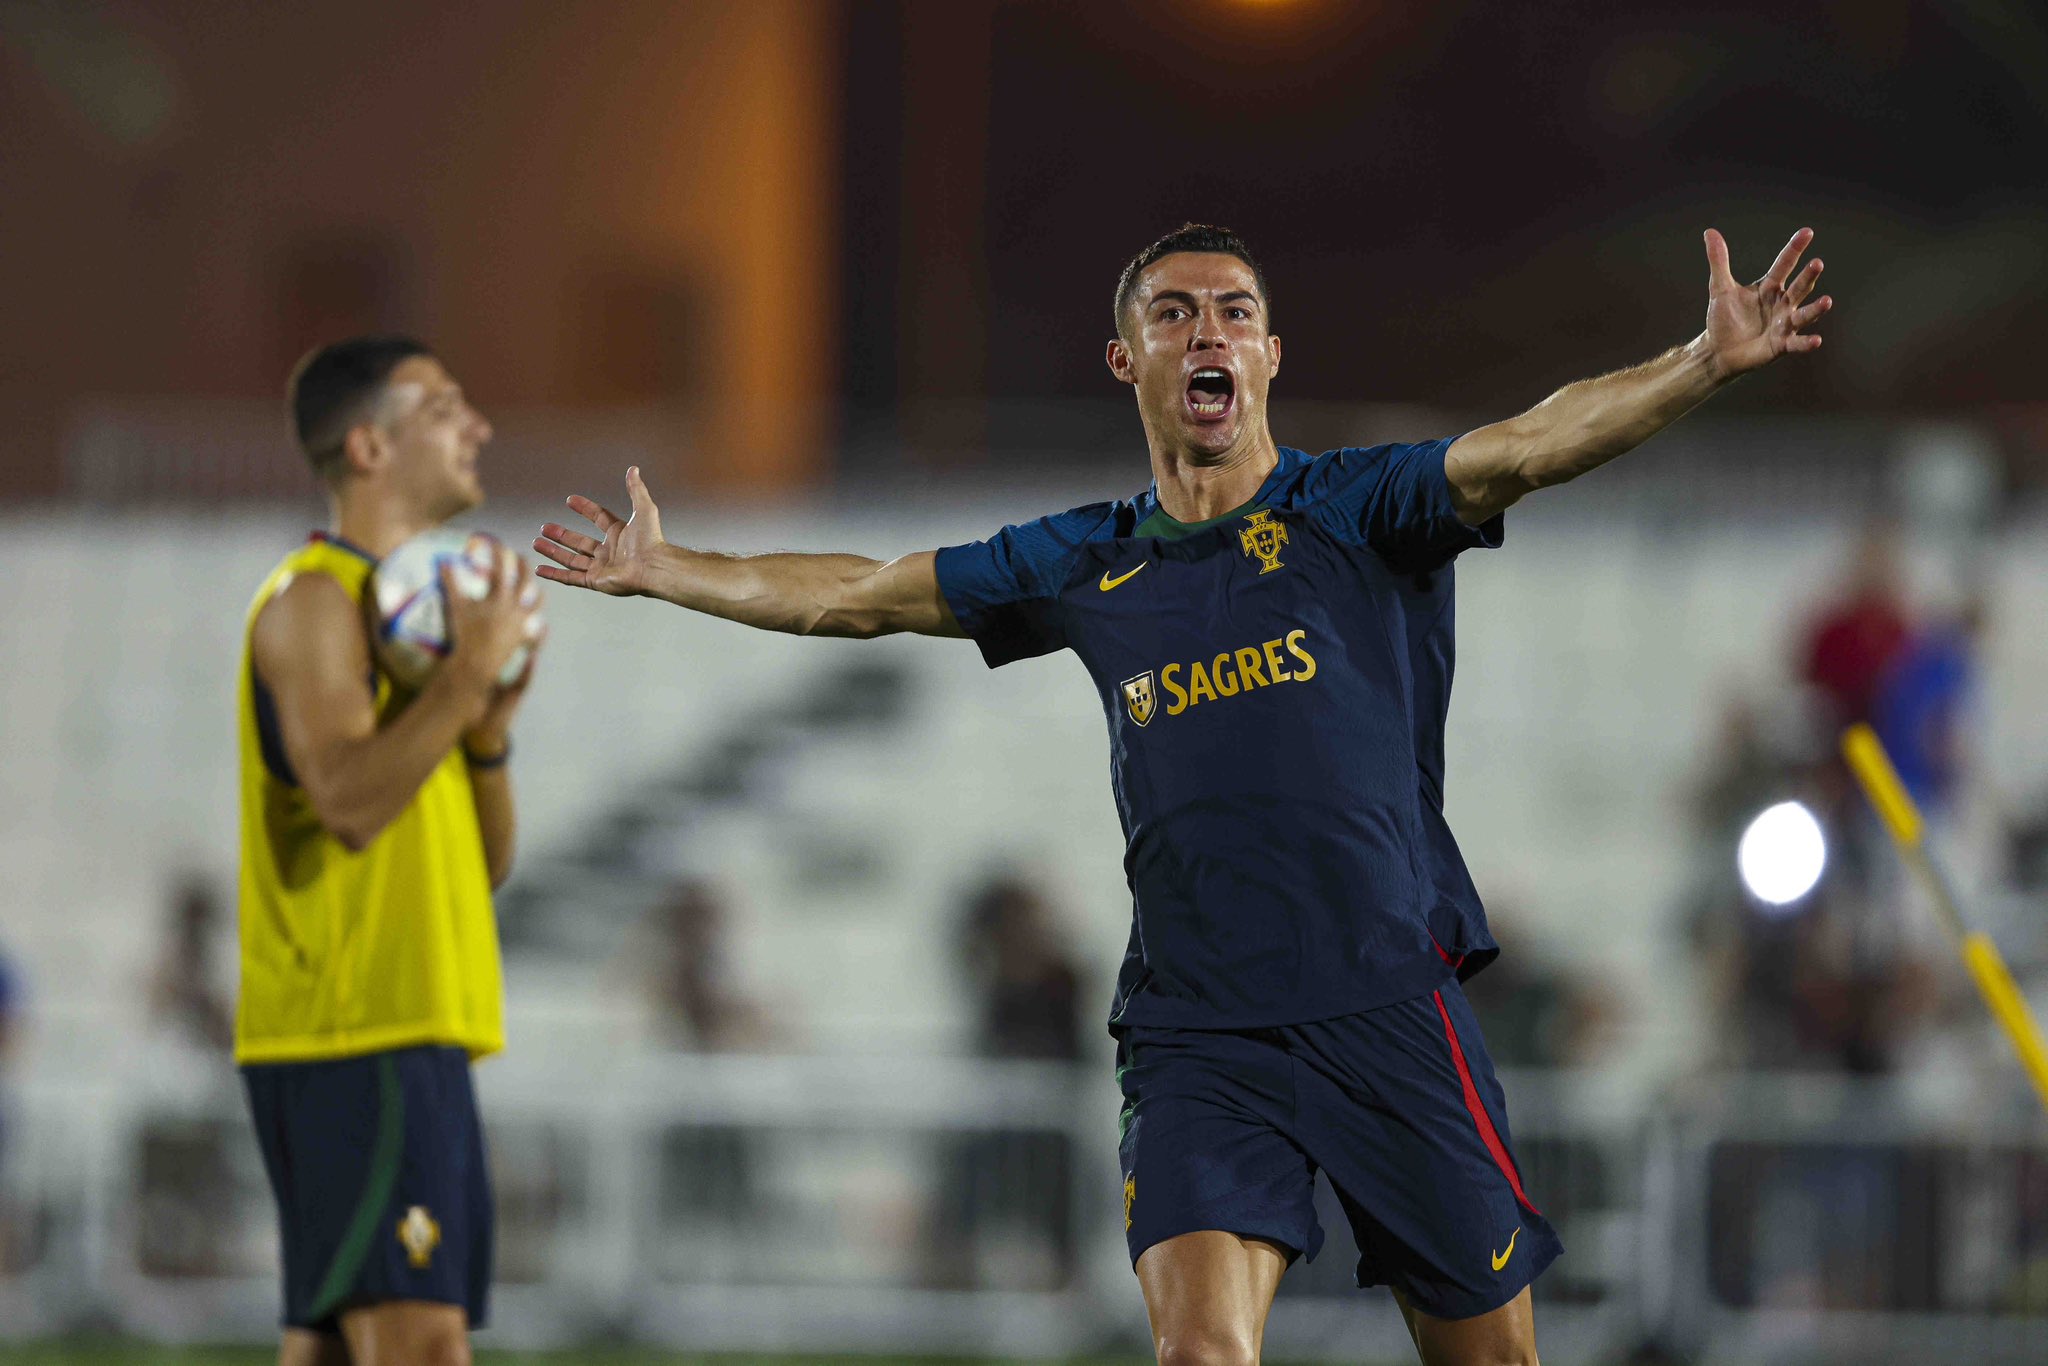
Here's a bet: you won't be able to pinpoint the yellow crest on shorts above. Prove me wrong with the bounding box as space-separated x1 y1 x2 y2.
1124 1174 1137 1230
1238 509 1289 575
397 1205 441 1269
1121 671 1157 728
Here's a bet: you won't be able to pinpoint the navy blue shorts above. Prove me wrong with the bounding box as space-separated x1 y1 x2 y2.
1115 979 1562 1320
242 1045 492 1331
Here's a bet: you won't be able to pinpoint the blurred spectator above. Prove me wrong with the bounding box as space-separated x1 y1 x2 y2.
1682 683 1938 1076
954 873 1083 1062
926 872 1088 1290
132 877 242 1278
135 1117 242 1278
1690 694 1801 850
1799 523 1912 732
148 873 233 1052
0 941 17 1268
647 879 778 1051
1691 865 1941 1311
2008 792 2048 897
641 880 780 1265
0 940 16 1062
1870 595 1987 817
1461 914 1618 1069
1693 873 1936 1076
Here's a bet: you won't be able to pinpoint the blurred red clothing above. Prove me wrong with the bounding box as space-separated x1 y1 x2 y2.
1802 593 1909 726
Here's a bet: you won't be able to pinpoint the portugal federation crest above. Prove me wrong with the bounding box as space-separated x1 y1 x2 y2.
1239 509 1289 574
1120 671 1157 727
397 1205 441 1269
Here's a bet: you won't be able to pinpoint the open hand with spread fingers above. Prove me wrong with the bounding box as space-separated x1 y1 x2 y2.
1702 227 1832 381
534 465 668 597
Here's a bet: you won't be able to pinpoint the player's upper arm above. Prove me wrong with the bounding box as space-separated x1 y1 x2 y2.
1441 423 1530 526
824 550 965 639
250 573 380 830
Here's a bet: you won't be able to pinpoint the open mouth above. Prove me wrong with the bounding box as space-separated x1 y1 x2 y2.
1186 367 1235 421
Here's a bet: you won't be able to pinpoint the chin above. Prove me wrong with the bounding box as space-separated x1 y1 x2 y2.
1178 418 1240 457
430 485 484 523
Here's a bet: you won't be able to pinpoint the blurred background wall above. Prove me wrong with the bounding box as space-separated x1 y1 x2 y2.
8 0 2048 498
0 0 840 497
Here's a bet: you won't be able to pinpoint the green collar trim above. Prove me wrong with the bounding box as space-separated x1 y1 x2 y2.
1133 494 1266 541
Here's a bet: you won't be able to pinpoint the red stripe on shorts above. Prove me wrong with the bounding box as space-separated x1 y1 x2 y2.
1431 989 1540 1216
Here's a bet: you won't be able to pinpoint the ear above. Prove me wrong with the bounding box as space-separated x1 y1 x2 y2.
1267 333 1281 379
1106 337 1137 386
339 422 387 480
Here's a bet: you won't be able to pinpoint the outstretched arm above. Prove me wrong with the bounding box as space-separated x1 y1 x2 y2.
1445 227 1832 524
534 466 964 640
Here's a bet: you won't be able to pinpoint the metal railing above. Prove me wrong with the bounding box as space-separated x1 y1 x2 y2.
2 1053 2045 1362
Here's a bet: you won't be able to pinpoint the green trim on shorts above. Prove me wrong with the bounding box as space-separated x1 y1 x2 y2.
306 1055 405 1320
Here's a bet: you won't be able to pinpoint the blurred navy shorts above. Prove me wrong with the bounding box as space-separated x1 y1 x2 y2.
242 1044 491 1331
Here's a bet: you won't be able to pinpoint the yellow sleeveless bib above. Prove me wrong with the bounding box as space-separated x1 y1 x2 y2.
234 533 504 1063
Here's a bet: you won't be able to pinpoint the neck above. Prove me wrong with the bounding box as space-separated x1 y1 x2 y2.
329 486 443 559
1148 425 1281 522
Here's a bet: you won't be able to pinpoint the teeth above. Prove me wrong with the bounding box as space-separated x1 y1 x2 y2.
1192 369 1227 381
1191 399 1228 415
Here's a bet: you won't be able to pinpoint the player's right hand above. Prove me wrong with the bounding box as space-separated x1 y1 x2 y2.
534 465 667 597
442 541 539 693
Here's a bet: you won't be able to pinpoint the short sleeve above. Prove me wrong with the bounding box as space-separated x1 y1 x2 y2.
934 503 1114 668
1302 438 1503 573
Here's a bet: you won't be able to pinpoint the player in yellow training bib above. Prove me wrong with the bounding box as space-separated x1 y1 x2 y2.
237 336 543 1364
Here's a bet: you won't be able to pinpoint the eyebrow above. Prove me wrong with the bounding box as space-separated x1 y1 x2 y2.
379 382 458 422
1149 289 1262 312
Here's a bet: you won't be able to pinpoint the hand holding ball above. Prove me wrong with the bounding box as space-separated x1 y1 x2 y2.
367 529 544 690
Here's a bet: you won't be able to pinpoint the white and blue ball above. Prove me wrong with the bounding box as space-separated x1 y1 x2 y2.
367 528 542 690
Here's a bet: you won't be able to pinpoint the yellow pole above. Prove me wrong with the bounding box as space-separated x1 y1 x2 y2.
1841 724 2048 1116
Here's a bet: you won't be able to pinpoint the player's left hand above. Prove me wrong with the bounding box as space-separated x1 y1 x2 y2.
1701 227 1832 380
535 466 667 596
463 622 544 761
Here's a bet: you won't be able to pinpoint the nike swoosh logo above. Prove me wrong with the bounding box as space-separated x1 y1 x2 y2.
1100 563 1147 592
1491 1227 1519 1272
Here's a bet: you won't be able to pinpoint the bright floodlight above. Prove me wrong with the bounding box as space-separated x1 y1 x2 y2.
1738 801 1827 906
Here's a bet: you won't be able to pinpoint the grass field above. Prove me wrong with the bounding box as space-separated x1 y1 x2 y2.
0 1350 1395 1366
0 1351 1297 1366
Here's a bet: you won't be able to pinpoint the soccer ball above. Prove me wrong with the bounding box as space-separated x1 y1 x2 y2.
366 528 543 690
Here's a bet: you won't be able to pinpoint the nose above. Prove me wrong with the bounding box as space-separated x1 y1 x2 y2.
1188 314 1227 351
470 407 493 444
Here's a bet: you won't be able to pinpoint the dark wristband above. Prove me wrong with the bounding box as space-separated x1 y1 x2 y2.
464 739 512 769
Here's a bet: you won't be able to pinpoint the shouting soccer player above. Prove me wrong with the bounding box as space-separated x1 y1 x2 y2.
238 338 541 1365
536 224 1829 1364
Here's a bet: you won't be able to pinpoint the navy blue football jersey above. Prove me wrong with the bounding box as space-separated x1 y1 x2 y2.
935 441 1502 1029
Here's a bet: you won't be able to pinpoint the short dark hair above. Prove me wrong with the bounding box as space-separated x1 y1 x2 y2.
287 335 434 479
1114 223 1271 338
